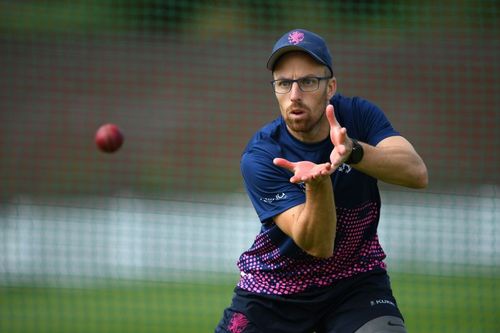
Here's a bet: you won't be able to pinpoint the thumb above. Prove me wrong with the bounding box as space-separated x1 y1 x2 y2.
273 158 295 172
325 104 339 129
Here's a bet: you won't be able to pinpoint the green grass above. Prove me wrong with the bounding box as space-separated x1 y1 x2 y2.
1 273 498 333
393 273 499 332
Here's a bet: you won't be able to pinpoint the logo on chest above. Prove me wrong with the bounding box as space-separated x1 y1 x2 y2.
337 163 352 174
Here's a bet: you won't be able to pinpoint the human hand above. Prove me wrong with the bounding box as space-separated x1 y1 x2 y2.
325 104 351 168
273 158 333 184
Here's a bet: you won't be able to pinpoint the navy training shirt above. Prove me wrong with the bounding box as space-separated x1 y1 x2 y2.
237 94 400 295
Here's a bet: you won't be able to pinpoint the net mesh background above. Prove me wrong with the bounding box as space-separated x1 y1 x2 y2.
0 1 499 332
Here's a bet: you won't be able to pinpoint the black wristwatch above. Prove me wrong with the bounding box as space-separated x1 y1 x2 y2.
345 139 364 164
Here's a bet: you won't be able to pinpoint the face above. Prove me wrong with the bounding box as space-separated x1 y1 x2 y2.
273 51 336 142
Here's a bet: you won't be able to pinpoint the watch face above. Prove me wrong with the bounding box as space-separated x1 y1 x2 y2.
348 140 364 164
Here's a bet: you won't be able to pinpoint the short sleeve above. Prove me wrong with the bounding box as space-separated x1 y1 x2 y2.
240 149 305 222
333 95 400 146
353 98 400 146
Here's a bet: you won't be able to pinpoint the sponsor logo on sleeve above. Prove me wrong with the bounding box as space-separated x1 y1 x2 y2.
260 192 287 204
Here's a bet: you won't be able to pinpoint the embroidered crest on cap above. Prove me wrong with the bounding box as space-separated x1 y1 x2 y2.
288 31 304 45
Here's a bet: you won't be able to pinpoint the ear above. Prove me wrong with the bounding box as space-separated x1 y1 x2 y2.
327 77 337 99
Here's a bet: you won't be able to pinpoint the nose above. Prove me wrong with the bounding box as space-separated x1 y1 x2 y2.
289 82 302 101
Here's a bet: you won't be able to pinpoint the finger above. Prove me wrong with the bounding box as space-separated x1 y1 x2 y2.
301 163 332 181
321 163 333 175
327 105 347 146
273 157 295 172
325 104 339 128
330 150 346 169
319 163 335 177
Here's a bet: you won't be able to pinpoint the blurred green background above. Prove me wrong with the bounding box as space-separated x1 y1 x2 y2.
0 1 499 332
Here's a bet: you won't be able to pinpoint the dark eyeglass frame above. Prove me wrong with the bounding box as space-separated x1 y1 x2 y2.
270 76 333 94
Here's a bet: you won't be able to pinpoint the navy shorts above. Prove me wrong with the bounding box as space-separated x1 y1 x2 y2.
215 268 404 333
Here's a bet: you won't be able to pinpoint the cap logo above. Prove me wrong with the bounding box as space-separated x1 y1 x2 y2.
288 31 304 45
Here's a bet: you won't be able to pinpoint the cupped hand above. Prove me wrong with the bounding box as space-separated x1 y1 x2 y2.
273 158 334 184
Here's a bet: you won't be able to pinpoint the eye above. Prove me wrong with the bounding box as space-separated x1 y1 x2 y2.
299 77 317 87
276 80 292 88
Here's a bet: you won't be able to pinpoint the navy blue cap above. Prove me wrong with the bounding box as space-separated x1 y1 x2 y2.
267 29 333 75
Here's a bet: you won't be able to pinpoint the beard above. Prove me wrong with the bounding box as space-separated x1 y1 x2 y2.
284 102 326 134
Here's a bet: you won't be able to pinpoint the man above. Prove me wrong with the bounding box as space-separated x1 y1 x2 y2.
215 29 428 333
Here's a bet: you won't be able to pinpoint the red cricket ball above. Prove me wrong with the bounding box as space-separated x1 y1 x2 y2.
95 123 124 153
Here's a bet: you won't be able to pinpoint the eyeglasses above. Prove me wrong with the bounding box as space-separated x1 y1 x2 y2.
270 76 332 94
